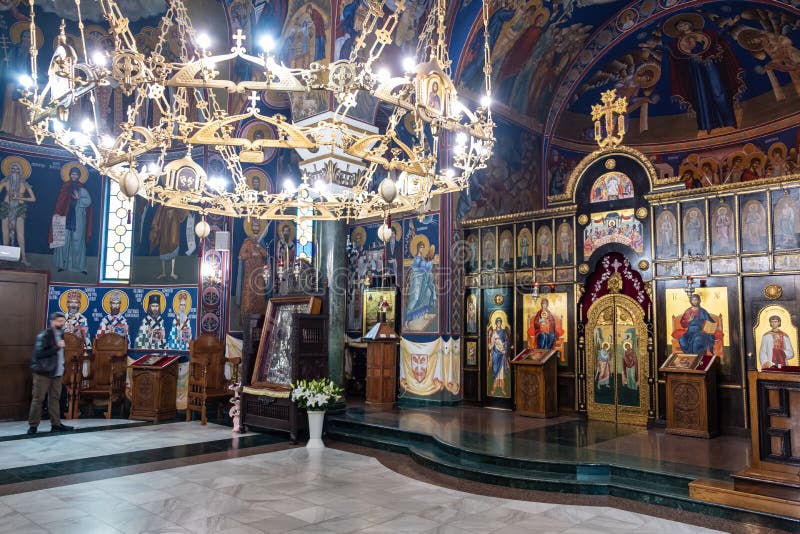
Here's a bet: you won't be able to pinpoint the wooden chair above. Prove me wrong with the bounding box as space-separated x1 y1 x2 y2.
186 334 231 424
62 332 85 419
77 333 127 419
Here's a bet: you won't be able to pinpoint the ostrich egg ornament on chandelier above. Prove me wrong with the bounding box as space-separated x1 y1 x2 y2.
18 0 495 221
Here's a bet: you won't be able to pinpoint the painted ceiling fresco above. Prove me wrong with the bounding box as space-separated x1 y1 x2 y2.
454 0 800 147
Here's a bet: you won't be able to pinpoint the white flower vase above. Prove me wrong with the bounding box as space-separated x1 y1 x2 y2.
306 410 326 449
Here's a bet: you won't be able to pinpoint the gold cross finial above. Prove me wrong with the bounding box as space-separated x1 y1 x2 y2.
591 89 628 149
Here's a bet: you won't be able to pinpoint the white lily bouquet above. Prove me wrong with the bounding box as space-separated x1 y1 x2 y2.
290 378 344 411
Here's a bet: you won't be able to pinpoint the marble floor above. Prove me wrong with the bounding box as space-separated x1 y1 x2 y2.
0 422 256 470
0 418 143 439
0 443 728 534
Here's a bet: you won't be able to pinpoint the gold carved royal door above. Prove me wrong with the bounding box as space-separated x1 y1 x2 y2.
585 293 650 425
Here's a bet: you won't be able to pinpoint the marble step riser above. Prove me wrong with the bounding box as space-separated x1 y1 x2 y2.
328 421 693 491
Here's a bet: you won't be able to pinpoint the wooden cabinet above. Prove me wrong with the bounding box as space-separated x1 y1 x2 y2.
690 369 800 519
242 300 327 441
511 349 558 418
365 323 399 410
661 354 718 438
129 355 180 422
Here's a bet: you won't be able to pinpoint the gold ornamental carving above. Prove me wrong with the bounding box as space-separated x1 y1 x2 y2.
607 272 623 293
763 284 783 300
635 207 648 219
637 259 650 271
578 263 590 275
604 158 616 170
578 214 589 226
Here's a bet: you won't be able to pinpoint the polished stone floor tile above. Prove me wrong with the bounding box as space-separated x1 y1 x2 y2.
0 422 730 534
0 418 144 440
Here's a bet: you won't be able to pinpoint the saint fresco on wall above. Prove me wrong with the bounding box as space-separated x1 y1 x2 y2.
536 223 552 267
772 190 800 250
655 206 677 258
516 225 533 269
740 194 768 253
681 205 705 257
710 200 736 255
403 215 439 333
555 221 572 266
498 227 514 271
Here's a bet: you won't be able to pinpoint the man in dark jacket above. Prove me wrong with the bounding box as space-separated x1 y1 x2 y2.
28 312 74 435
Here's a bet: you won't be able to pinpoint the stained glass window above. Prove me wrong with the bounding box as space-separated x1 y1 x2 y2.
296 209 314 261
101 179 133 281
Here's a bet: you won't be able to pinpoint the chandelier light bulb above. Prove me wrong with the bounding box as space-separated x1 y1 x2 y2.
379 175 398 204
208 176 226 190
402 56 415 73
92 51 107 66
259 35 275 53
314 179 327 192
18 74 33 88
283 178 295 192
377 223 393 243
455 132 467 145
81 118 95 133
377 68 391 83
100 134 114 148
445 169 455 178
196 32 211 50
195 218 211 239
480 95 491 108
120 169 141 198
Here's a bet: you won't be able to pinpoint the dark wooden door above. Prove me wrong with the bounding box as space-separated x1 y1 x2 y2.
0 271 48 420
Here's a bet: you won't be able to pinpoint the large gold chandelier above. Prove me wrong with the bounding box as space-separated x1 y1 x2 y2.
19 0 494 222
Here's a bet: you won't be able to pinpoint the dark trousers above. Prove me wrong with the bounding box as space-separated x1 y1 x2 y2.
29 374 63 427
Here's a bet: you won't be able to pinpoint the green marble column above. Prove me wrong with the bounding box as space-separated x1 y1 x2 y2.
315 219 346 386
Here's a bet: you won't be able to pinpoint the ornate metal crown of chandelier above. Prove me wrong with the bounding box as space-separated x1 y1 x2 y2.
19 0 494 222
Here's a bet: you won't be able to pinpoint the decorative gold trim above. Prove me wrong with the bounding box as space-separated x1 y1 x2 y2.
637 260 650 271
461 205 576 228
584 294 651 426
578 263 590 275
548 145 669 205
577 214 589 226
242 386 291 398
763 284 783 300
635 207 648 219
646 173 800 203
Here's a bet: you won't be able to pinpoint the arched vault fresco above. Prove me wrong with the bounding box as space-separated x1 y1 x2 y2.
453 0 800 148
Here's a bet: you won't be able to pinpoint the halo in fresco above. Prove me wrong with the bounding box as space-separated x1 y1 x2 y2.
172 290 192 315
58 288 89 314
1 155 31 179
61 162 89 183
101 290 129 315
142 290 166 314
